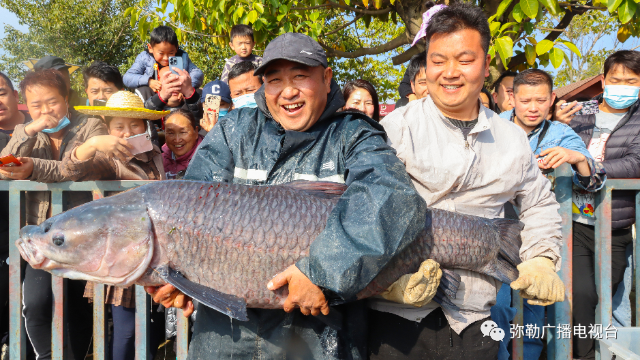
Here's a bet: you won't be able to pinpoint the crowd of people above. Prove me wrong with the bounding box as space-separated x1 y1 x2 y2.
0 2 639 360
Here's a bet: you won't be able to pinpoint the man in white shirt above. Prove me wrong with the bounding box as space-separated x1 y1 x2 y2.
372 3 565 359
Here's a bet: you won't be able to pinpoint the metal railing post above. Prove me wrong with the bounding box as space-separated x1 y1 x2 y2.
135 286 150 360
551 164 574 360
8 187 24 360
177 312 189 359
92 189 107 360
50 189 65 360
595 187 613 360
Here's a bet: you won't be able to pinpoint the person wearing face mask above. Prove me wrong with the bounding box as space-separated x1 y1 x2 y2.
0 69 108 360
199 80 232 132
561 50 640 360
227 60 263 109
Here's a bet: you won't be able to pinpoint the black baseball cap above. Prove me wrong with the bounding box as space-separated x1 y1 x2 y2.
34 56 71 71
254 33 328 76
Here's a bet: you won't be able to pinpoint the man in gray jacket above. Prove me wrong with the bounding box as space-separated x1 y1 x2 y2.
373 4 565 359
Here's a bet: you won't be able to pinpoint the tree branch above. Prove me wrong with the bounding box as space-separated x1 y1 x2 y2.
291 3 393 15
321 32 410 58
508 8 587 69
324 14 364 36
392 43 423 64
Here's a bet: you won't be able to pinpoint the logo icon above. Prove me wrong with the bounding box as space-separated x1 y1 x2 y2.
321 161 335 171
300 50 313 55
481 320 505 341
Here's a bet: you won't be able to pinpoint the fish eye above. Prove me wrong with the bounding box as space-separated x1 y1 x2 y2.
52 235 64 246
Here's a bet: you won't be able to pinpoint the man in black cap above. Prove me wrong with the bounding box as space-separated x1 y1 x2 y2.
33 56 87 107
146 32 426 360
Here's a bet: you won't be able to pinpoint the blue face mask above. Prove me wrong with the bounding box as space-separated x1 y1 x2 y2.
604 85 640 110
218 108 229 118
233 93 258 109
42 116 71 134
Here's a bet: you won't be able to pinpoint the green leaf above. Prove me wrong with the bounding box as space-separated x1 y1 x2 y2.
549 47 564 68
609 0 624 12
535 39 554 55
490 21 501 36
495 0 514 18
495 36 514 65
559 40 582 57
185 0 195 19
130 9 138 28
512 4 524 22
247 10 258 23
488 45 496 60
618 24 632 42
520 0 539 18
309 11 320 21
525 44 536 65
539 0 561 15
618 0 637 23
253 2 264 13
523 22 534 34
500 22 517 33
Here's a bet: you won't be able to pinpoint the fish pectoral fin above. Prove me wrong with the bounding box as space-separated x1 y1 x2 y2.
155 265 248 321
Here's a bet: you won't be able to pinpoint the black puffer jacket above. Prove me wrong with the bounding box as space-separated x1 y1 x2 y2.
570 97 640 229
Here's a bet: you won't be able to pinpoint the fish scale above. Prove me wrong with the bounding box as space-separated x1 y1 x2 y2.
17 180 523 314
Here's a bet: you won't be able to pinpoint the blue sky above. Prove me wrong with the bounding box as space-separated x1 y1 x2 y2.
0 6 28 59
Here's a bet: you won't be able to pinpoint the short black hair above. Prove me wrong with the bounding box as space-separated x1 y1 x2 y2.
149 26 179 48
20 69 68 99
0 72 14 91
342 79 381 122
425 2 490 55
408 52 427 84
228 61 263 84
230 24 254 42
604 50 640 78
82 61 124 90
493 71 517 92
513 69 553 94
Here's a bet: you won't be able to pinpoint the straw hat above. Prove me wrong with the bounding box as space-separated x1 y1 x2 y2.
74 91 169 120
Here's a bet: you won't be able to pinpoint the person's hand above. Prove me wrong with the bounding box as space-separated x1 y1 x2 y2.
0 157 34 180
538 147 587 169
200 111 218 132
148 79 162 92
92 135 134 163
25 114 61 136
145 285 194 317
407 94 418 102
268 265 329 316
172 68 194 98
381 259 442 307
554 100 582 125
159 72 182 102
510 257 565 306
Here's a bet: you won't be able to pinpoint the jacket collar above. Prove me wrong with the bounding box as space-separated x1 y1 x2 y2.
431 97 493 135
255 78 346 126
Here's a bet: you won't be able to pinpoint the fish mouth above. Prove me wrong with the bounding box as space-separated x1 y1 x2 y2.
16 237 49 269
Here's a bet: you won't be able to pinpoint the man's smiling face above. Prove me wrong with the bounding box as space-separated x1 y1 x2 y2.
425 28 490 119
263 59 332 132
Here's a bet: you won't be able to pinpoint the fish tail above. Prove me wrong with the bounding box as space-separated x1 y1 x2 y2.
433 287 460 312
490 218 523 268
439 268 461 300
482 254 520 284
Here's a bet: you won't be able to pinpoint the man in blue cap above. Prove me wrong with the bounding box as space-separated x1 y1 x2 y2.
200 80 231 132
146 32 426 360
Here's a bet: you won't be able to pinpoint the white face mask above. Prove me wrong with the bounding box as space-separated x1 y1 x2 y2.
233 93 258 109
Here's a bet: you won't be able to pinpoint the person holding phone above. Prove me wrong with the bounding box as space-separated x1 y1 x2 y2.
144 65 202 120
0 69 108 360
61 90 168 360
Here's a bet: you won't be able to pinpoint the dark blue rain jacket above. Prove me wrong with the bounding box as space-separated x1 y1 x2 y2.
183 79 426 359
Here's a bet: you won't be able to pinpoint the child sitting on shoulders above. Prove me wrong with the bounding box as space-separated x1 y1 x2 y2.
220 24 262 83
124 26 204 91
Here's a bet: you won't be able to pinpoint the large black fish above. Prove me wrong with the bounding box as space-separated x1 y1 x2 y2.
16 181 522 321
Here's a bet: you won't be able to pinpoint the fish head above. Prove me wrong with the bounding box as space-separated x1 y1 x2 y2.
16 196 154 287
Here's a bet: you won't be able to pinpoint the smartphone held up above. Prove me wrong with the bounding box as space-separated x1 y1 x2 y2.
560 99 599 116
